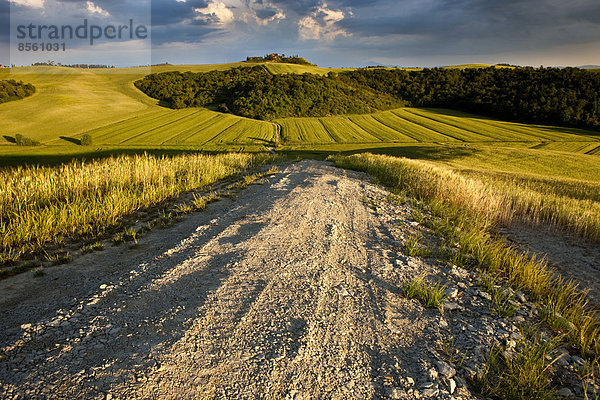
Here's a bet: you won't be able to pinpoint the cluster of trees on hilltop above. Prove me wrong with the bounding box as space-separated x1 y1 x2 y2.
136 66 600 129
245 54 315 66
0 80 35 104
135 67 403 120
344 67 600 130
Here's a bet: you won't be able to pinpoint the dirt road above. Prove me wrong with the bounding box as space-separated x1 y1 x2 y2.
0 160 590 399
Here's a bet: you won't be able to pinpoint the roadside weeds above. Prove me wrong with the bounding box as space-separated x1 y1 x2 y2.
332 153 600 398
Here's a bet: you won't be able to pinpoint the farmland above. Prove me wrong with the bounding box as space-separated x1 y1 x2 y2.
0 63 336 157
80 109 276 147
1 61 600 400
6 61 600 260
277 107 600 149
2 64 599 162
2 63 600 211
0 64 268 146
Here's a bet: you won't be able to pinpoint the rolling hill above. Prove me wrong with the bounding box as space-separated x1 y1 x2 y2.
1 62 599 163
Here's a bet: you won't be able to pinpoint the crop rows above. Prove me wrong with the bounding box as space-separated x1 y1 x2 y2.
277 107 600 147
531 141 600 154
81 109 276 146
34 101 600 151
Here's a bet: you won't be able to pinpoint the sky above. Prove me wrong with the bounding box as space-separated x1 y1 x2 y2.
2 0 600 68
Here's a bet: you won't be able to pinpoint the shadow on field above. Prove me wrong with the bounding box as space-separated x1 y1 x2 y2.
248 137 276 146
0 144 478 168
59 136 82 145
2 136 16 144
280 144 480 162
158 99 172 108
0 148 237 168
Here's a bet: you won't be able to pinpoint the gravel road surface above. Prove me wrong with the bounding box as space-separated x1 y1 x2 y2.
0 160 593 399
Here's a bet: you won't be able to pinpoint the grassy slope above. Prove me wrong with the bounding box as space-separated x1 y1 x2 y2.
441 63 514 69
0 67 153 143
277 108 600 149
263 63 354 75
0 63 281 155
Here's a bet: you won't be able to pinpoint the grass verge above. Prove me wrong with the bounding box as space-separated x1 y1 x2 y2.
474 330 563 400
0 152 277 274
331 153 600 392
332 153 600 243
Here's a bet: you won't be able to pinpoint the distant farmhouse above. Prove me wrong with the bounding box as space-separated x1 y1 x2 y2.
245 53 315 66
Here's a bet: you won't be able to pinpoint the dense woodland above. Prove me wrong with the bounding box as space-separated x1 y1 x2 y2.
344 67 600 130
135 67 402 120
136 66 600 129
0 80 35 104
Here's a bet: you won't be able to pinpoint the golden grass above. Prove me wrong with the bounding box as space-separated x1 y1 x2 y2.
332 153 600 242
0 152 275 260
331 153 600 361
474 332 562 399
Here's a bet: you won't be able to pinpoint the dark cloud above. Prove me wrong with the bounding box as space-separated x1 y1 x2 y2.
145 0 600 65
152 22 220 45
330 0 600 56
151 0 208 26
150 0 223 45
0 0 9 38
255 8 277 19
5 0 600 67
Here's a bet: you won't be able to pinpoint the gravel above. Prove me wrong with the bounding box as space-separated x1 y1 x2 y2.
0 160 595 399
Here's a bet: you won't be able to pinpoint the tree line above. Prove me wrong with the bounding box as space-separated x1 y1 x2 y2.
135 67 403 120
135 66 600 129
0 80 36 104
343 67 600 130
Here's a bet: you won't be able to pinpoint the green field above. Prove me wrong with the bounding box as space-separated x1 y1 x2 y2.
80 109 276 146
277 107 600 149
0 63 272 144
0 63 331 156
1 63 599 164
263 63 353 75
441 63 514 69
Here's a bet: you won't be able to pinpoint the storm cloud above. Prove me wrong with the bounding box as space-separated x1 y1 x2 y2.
4 0 600 67
147 0 600 65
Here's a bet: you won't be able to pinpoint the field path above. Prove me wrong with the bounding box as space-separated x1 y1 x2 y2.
1 160 594 399
0 160 475 399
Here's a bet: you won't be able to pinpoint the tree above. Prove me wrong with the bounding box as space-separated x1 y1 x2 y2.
80 134 92 146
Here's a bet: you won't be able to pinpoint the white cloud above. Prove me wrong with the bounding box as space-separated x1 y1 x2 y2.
9 0 44 9
195 1 235 25
86 1 110 17
318 5 344 24
247 1 286 26
256 10 286 26
299 2 349 40
298 16 320 40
